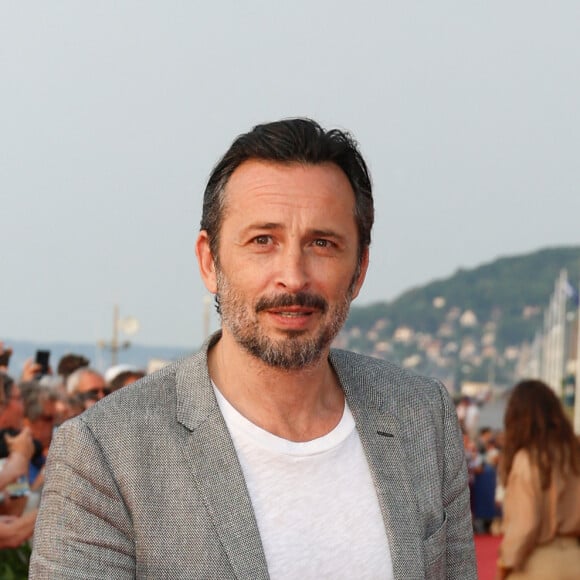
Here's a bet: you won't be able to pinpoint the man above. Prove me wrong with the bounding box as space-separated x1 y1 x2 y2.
31 119 476 579
65 367 109 409
19 381 59 490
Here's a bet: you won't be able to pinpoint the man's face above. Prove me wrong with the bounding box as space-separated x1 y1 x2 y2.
197 160 368 370
30 399 57 450
77 372 109 408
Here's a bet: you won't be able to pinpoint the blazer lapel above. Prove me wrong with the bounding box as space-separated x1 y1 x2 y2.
331 351 425 580
175 337 270 580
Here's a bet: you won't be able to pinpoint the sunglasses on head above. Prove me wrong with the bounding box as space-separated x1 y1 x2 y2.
80 387 111 401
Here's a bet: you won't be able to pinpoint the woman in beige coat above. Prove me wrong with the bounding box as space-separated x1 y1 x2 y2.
498 379 580 579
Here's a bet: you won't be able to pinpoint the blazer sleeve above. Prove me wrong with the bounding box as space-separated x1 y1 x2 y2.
29 417 136 579
437 380 477 580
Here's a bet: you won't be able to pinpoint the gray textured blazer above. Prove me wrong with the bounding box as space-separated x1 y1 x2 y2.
30 335 476 579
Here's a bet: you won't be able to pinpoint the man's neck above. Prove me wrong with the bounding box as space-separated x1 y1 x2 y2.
207 332 344 442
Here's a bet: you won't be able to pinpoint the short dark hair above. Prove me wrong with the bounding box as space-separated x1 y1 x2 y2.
200 118 374 267
57 353 90 380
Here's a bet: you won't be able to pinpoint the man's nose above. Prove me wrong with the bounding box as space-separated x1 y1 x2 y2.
275 247 310 292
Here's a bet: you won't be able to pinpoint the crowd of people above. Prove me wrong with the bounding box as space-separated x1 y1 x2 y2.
0 342 145 550
461 419 503 537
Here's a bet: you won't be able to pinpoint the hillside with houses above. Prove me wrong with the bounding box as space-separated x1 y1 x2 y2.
336 246 580 398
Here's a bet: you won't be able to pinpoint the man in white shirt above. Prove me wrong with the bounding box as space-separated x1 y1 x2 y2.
31 118 476 579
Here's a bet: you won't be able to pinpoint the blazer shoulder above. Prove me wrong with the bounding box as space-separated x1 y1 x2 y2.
330 348 445 399
78 348 209 434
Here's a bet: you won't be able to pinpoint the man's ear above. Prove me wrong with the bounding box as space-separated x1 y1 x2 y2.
195 231 218 293
350 247 369 301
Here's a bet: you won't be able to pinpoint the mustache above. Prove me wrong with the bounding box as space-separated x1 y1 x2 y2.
255 292 328 314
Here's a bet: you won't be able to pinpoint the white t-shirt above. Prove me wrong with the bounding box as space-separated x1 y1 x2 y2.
214 386 394 580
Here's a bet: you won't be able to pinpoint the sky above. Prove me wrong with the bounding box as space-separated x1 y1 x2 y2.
1 1 579 350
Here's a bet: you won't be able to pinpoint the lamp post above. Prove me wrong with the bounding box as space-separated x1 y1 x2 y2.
98 305 140 367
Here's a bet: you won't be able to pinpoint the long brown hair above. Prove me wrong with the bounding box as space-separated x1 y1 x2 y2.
500 379 580 489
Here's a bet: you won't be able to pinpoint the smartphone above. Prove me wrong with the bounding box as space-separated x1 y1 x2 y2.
35 350 51 377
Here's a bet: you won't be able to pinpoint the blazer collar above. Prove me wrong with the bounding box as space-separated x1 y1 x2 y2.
175 331 222 432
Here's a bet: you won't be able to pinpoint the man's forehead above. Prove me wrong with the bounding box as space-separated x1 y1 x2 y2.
222 159 355 207
80 372 105 385
227 158 347 181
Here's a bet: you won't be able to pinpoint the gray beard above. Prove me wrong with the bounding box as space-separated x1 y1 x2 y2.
232 325 338 371
216 272 351 371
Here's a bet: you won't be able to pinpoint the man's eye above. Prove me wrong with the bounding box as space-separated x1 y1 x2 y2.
313 239 332 248
253 235 271 245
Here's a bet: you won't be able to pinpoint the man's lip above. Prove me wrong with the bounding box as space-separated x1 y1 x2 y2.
266 307 315 314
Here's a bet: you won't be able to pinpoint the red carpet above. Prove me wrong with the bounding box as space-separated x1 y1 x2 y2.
475 534 502 580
